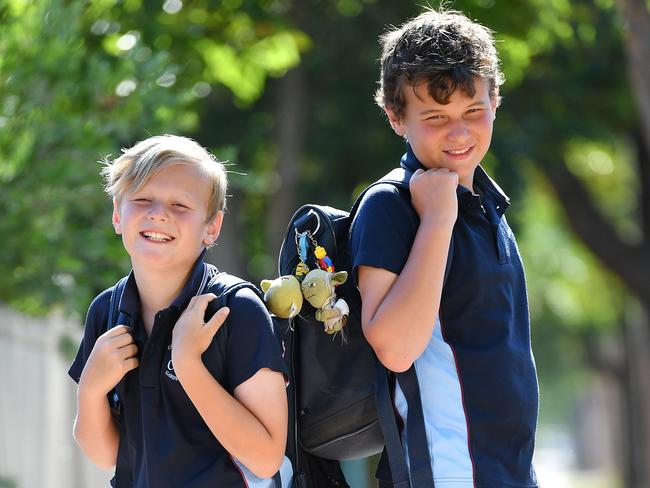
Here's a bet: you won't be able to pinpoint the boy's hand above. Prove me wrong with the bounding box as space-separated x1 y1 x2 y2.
79 325 139 397
172 294 230 367
409 167 458 228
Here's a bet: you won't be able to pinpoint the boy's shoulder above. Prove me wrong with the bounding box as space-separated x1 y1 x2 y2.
85 285 116 330
204 271 261 303
363 179 409 201
203 271 269 326
85 274 133 337
353 179 417 230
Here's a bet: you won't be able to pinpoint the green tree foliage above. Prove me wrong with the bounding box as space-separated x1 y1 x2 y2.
2 0 646 483
0 0 305 316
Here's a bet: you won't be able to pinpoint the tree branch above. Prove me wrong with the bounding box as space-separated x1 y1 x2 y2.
615 0 650 145
635 130 650 240
541 162 650 304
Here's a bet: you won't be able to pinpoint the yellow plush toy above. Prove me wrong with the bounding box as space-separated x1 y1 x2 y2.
300 269 349 334
260 275 304 319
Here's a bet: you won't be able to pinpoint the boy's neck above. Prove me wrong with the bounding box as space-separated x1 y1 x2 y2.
132 264 192 336
458 173 475 193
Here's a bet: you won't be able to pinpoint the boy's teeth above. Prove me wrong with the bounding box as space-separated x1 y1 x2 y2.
447 147 470 154
143 232 172 242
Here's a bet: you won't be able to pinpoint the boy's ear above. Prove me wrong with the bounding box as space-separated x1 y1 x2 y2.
385 108 406 138
112 197 122 234
204 210 224 247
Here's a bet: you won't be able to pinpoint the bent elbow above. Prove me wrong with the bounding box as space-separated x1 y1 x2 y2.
364 328 416 373
93 458 117 471
245 444 285 480
249 456 284 480
375 349 414 373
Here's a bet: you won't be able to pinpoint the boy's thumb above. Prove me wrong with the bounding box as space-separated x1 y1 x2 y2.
205 306 230 333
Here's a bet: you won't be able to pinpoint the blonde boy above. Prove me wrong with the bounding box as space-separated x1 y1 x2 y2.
69 135 292 487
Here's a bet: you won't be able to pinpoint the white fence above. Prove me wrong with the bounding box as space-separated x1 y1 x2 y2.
0 307 111 488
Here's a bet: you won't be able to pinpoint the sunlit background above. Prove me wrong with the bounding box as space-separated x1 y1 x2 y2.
1 0 649 486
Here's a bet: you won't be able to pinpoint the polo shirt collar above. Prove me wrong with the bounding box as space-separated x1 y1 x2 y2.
399 142 425 174
118 249 212 321
170 248 212 311
399 142 510 216
473 166 510 217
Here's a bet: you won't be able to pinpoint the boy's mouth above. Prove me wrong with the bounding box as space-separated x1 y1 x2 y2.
444 145 474 156
140 231 174 242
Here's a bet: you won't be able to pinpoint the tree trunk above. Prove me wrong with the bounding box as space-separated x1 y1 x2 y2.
206 189 246 277
620 302 650 487
615 0 650 146
542 162 650 304
267 66 305 259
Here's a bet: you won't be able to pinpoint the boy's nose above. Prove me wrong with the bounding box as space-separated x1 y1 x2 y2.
447 122 470 141
147 202 168 221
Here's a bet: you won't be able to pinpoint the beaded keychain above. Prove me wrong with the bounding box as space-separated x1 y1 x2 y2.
294 231 335 280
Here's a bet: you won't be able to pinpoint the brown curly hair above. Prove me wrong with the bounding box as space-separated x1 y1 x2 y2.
375 8 504 119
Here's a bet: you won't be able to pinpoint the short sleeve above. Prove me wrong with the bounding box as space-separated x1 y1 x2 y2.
224 287 286 390
68 289 112 383
350 183 419 280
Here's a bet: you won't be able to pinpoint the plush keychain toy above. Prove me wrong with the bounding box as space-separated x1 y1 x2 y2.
260 275 304 319
300 269 349 335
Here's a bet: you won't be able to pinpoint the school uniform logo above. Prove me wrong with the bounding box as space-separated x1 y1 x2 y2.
165 345 179 381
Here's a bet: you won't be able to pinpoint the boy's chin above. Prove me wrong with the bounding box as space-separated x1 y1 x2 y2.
129 249 192 270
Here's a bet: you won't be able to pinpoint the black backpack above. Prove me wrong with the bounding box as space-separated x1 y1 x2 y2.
275 168 435 487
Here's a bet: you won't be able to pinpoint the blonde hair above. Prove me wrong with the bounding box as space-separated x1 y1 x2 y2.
101 135 227 220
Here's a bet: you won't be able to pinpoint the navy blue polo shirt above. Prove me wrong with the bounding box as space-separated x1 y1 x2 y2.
69 253 292 488
350 145 539 488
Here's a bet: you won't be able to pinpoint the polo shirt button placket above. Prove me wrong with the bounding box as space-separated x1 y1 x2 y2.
484 200 508 264
140 312 166 389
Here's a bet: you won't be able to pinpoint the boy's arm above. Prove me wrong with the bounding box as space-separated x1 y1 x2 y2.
73 325 139 469
358 168 457 372
172 294 287 479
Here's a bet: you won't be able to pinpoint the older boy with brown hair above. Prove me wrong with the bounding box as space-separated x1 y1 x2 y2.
351 9 539 487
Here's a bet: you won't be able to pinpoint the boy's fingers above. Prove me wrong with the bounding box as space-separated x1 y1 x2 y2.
105 324 132 337
205 307 230 333
119 343 138 359
123 357 139 372
187 293 217 313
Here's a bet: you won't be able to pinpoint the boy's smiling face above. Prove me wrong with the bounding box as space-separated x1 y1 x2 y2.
386 77 497 189
112 163 222 272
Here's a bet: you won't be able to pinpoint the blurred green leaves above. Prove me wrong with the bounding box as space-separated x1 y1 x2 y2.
518 168 626 331
0 0 308 315
565 138 641 243
199 29 308 104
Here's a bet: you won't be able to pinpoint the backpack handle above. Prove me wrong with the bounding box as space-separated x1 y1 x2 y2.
293 208 322 237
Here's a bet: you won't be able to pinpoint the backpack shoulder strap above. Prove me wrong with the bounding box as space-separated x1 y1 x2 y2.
106 276 131 488
202 267 262 310
107 276 128 331
348 167 412 221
